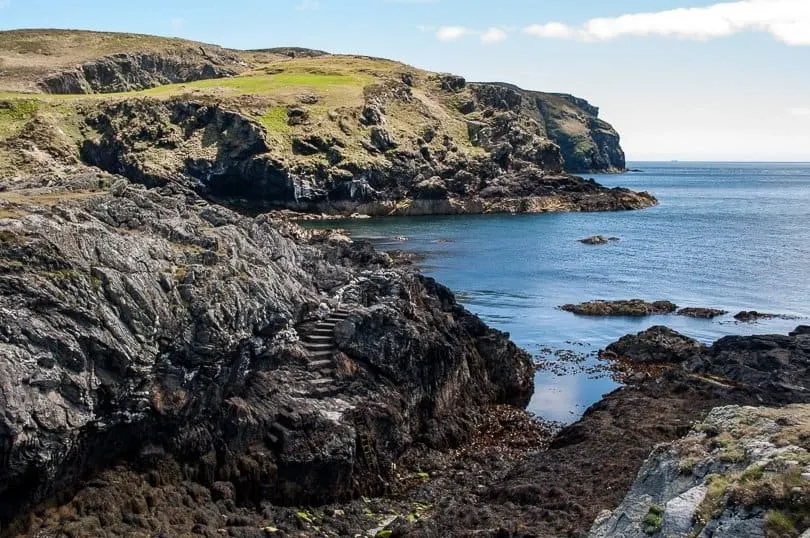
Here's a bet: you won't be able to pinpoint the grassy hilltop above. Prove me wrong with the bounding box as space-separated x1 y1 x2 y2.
0 29 640 216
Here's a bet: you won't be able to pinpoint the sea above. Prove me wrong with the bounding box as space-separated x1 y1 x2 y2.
305 162 810 423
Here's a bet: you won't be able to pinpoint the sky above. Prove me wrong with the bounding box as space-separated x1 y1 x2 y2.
1 0 809 161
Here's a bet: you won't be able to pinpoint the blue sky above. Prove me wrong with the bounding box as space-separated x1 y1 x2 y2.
1 0 809 161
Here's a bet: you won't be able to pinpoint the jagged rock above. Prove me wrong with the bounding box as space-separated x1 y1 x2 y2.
369 126 397 152
560 300 678 317
0 180 533 527
413 177 449 200
677 307 728 318
439 74 466 92
602 326 708 364
589 404 810 538
286 106 309 125
38 48 245 94
360 104 385 126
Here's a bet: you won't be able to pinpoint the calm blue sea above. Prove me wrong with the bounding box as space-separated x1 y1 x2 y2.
307 162 810 423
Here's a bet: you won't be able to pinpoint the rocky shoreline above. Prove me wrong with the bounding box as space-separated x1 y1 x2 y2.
3 29 807 538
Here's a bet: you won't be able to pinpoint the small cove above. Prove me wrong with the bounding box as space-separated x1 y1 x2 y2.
304 162 810 423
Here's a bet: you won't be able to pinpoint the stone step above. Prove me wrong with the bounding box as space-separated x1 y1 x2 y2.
309 349 335 358
302 342 335 351
308 359 333 370
331 311 351 318
310 377 333 386
303 334 332 342
318 368 336 377
310 330 334 338
314 323 338 331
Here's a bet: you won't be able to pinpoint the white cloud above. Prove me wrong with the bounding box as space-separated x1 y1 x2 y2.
524 22 575 39
481 27 508 44
789 107 810 116
522 0 810 46
436 26 472 42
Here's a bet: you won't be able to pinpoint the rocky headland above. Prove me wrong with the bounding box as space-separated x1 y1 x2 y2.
5 28 800 538
0 30 655 219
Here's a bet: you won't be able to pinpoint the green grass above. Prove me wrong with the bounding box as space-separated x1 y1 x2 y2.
258 106 290 133
0 99 39 138
643 505 664 535
766 509 798 537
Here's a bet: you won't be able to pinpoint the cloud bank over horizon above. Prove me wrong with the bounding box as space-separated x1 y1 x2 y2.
433 0 810 46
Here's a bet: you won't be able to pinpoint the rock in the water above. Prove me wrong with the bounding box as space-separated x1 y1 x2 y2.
560 299 678 317
601 325 707 364
579 235 620 245
677 307 728 318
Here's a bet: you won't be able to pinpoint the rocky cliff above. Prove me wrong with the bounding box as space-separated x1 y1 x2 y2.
0 177 533 534
590 404 810 537
470 84 626 172
76 92 651 216
38 48 246 94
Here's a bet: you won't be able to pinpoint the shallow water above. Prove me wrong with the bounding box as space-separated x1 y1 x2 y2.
305 162 810 423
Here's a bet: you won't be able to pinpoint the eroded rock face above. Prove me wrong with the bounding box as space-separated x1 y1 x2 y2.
468 83 626 173
0 179 533 528
560 299 678 317
38 48 246 94
77 95 655 216
590 404 810 538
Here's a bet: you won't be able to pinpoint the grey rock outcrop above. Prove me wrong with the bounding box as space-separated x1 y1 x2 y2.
590 404 810 538
78 97 656 216
38 47 246 94
0 179 533 527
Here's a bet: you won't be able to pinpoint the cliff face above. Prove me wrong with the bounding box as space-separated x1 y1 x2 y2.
38 48 247 94
75 81 651 216
469 84 626 172
0 178 533 530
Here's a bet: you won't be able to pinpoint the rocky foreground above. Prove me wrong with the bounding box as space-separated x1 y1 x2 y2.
0 177 534 536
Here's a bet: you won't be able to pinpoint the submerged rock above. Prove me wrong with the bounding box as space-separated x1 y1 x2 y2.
579 234 620 245
732 310 800 322
560 299 678 317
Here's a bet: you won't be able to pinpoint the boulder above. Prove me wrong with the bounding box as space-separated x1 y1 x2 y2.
677 307 728 318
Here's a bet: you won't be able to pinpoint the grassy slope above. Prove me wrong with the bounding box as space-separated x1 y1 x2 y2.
0 29 482 181
0 30 613 199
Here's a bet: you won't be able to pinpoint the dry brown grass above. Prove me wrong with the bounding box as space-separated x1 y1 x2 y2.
0 29 233 93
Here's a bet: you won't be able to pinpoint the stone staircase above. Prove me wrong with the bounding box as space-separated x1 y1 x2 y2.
299 308 351 398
